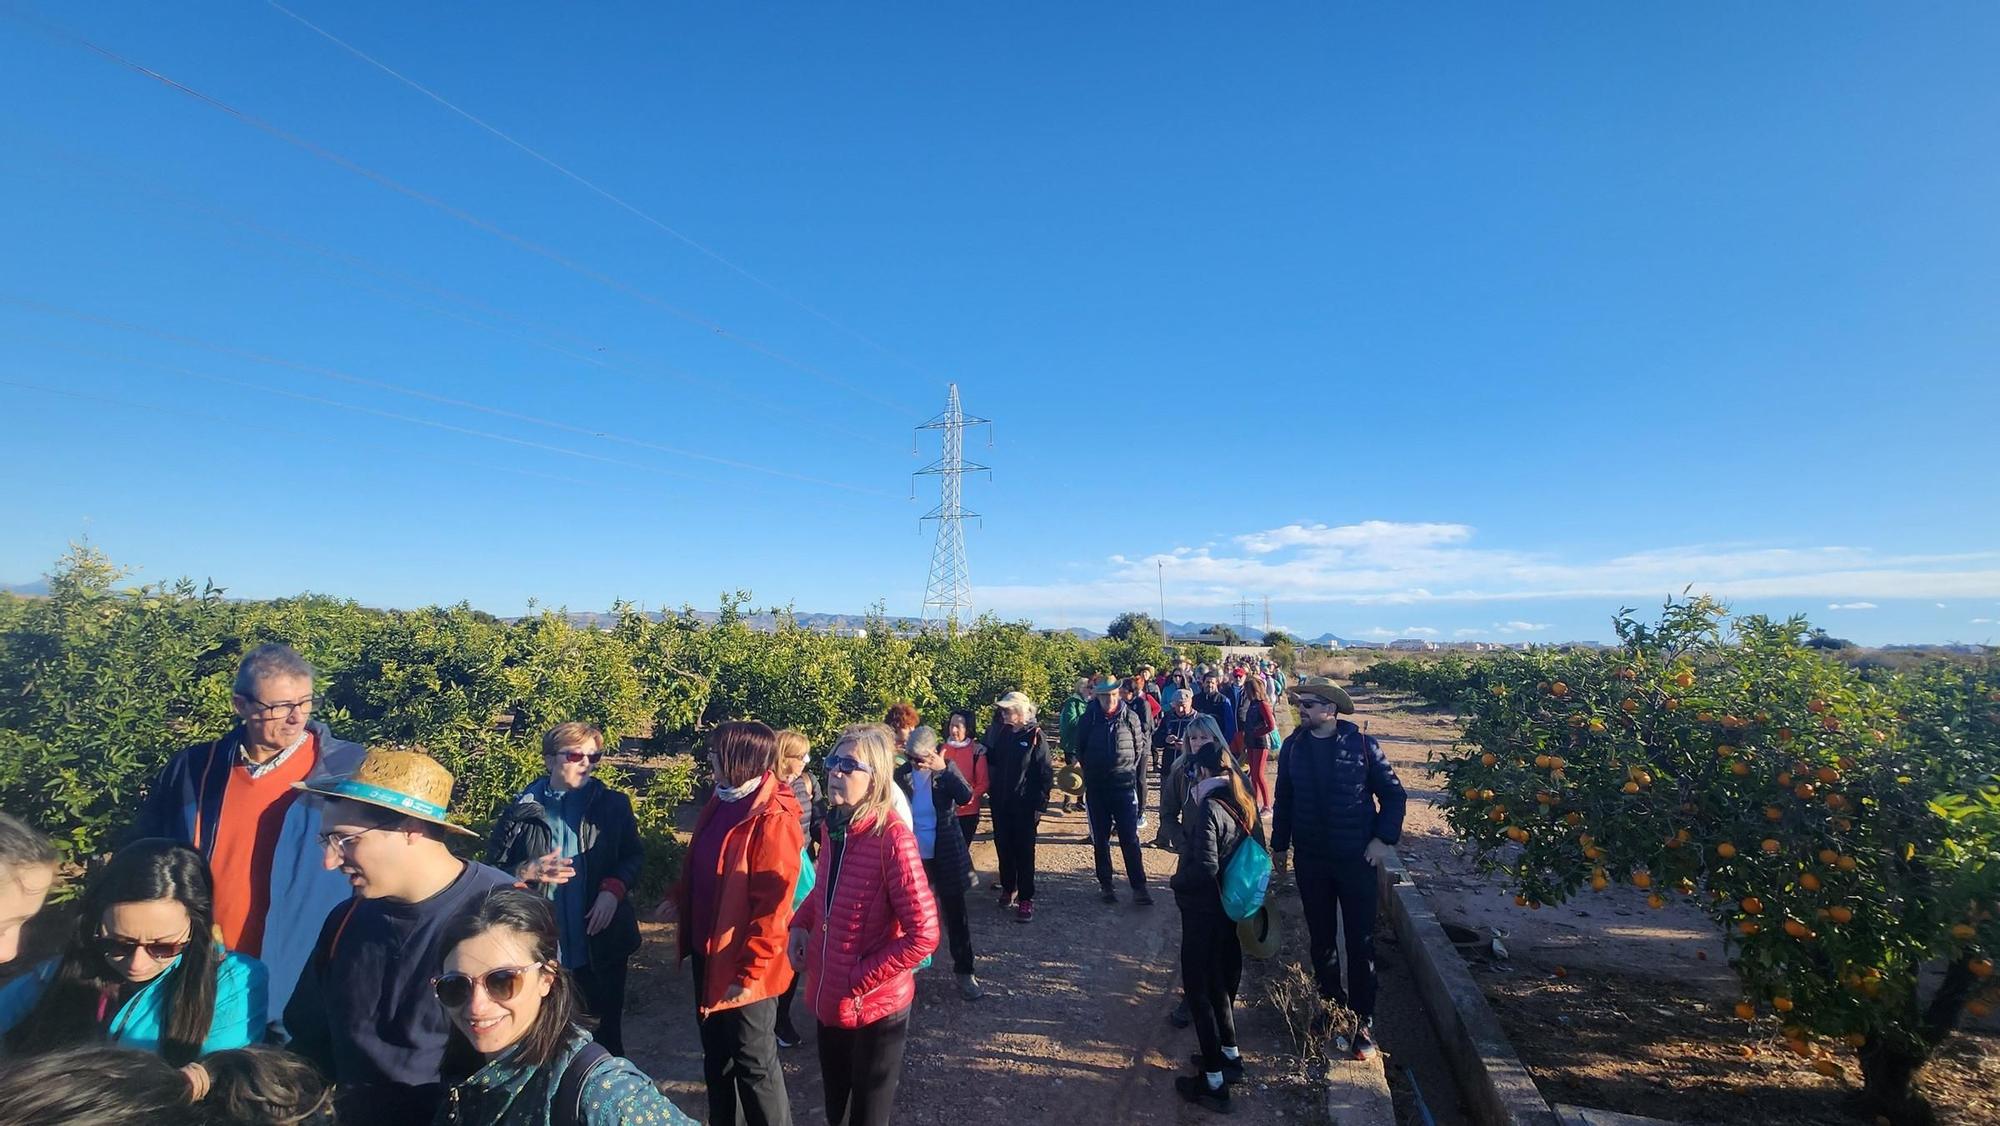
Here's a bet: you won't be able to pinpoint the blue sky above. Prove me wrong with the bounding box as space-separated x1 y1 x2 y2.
2 2 1996 645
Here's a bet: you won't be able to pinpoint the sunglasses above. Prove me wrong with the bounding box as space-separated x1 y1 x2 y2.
558 750 604 764
432 963 547 1009
826 755 871 776
97 932 193 962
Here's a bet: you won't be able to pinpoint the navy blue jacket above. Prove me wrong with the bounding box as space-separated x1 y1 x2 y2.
1193 690 1238 745
130 721 366 1028
1269 720 1406 869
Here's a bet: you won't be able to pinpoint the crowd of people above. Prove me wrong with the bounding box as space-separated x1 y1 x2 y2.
0 645 1406 1123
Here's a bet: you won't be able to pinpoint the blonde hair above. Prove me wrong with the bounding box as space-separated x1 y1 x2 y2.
833 723 900 835
775 729 811 772
995 691 1037 726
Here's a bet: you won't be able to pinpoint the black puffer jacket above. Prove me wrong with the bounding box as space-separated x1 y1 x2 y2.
1075 699 1148 792
983 722 1053 816
485 778 644 962
1170 783 1248 916
1269 720 1406 870
894 759 974 893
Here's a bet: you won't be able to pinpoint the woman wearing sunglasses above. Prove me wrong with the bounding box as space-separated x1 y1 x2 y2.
0 838 265 1064
433 888 694 1125
485 723 644 1056
787 723 939 1126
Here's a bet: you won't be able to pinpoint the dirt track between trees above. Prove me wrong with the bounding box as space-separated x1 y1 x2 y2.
620 778 1328 1125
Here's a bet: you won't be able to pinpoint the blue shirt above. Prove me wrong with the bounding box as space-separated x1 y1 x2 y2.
911 769 938 859
532 780 591 969
0 947 266 1057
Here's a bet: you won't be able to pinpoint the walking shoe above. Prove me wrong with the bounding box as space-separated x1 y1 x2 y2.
1189 1053 1245 1083
1134 888 1155 906
1016 899 1034 923
1101 888 1118 905
997 890 1015 909
1351 1023 1378 1061
1173 1074 1231 1114
1137 816 1149 832
775 1016 801 1049
957 973 984 1001
1169 998 1192 1028
989 879 1004 890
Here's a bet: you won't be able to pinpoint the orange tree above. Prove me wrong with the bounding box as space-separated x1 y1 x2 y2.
1433 598 1998 1124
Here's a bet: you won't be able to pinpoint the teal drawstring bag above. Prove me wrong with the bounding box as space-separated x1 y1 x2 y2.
1220 826 1272 922
792 844 816 909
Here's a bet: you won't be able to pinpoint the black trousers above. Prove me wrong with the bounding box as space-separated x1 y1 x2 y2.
1085 785 1149 892
957 811 980 848
990 804 1041 902
923 859 976 974
1179 907 1242 1073
573 957 629 1057
818 1007 911 1126
1296 860 1380 1017
690 955 792 1126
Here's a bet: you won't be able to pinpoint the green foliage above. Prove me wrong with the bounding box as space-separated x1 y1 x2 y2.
1378 598 1998 1113
1106 612 1163 642
0 548 1181 886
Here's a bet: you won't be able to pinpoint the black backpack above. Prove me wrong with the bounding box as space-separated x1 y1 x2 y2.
553 1041 611 1126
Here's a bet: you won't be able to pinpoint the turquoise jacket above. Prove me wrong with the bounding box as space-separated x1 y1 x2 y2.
437 1028 695 1126
0 947 267 1057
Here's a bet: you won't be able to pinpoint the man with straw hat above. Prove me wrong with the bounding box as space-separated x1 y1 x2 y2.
283 747 515 1126
1270 677 1407 1061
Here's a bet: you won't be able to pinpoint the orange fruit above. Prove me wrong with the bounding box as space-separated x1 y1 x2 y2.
1665 698 1680 711
1741 896 1764 914
1554 966 1568 979
1622 781 1641 795
1969 1000 1993 1018
1717 842 1738 859
1784 919 1813 939
1819 849 1839 865
1813 1058 1839 1077
1740 920 1760 936
1463 787 1481 800
1632 871 1653 889
1800 873 1821 892
1674 670 1695 689
1763 839 1782 854
1952 924 1976 941
1734 1001 1756 1020
1971 958 1994 979
1765 806 1784 821
1514 894 1529 908
1807 699 1828 714
1550 682 1569 697
1828 906 1853 924
1773 996 1794 1012
1777 771 1794 787
1837 856 1858 871
1844 1032 1868 1048
1621 698 1640 714
1480 752 1497 766
1590 875 1608 891
1795 783 1816 799
1648 893 1666 909
1587 718 1606 733
1816 767 1840 784
1731 761 1751 776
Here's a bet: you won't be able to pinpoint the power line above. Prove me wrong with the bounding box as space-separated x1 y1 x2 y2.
1 298 895 496
259 0 935 383
5 136 907 452
5 8 918 415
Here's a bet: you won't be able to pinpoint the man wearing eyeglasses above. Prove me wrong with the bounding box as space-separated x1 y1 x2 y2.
133 642 365 1031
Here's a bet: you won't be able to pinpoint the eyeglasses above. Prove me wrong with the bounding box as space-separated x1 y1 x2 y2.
317 826 380 854
242 694 315 719
826 755 871 776
432 963 547 1009
97 931 193 962
558 750 604 764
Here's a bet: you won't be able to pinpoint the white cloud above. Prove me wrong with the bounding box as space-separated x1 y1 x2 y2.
1827 602 1878 611
1405 627 1440 637
1937 603 1949 609
973 519 2000 622
1497 620 1551 633
1974 618 1996 625
1454 628 1483 637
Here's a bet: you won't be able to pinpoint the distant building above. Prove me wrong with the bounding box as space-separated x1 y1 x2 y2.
1388 638 1438 652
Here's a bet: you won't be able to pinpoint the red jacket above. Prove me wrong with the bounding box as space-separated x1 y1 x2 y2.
790 809 939 1029
943 739 988 816
670 774 805 1016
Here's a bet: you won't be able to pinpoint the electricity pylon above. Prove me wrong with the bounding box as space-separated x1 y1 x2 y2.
915 384 990 627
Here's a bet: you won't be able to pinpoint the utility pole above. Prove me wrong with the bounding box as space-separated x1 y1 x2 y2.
1263 595 1272 636
915 384 990 628
1158 561 1165 625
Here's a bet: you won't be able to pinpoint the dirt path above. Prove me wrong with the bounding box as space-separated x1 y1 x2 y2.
620 773 1327 1125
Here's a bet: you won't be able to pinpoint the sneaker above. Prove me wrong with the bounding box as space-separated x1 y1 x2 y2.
957 973 984 1001
989 879 1004 891
1137 816 1149 832
1101 888 1118 905
1173 1074 1231 1114
1169 998 1192 1028
775 1017 801 1049
1189 1053 1245 1083
1016 899 1034 923
1351 1024 1378 1061
1134 888 1155 906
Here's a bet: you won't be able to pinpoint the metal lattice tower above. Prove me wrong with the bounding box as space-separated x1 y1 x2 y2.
914 384 990 627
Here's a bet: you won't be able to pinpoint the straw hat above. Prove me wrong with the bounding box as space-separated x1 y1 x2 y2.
293 747 480 838
1237 903 1281 960
1287 676 1356 715
1054 765 1086 797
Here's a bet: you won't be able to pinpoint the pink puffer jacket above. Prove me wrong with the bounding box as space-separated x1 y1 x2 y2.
790 809 940 1029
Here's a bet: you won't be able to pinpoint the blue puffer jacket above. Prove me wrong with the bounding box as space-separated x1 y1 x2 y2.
1269 720 1406 869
